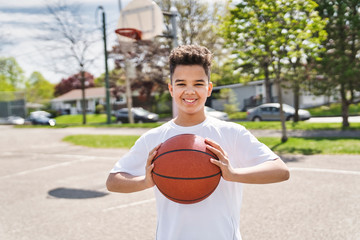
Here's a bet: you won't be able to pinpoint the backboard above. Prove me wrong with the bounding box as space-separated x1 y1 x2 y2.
116 0 164 42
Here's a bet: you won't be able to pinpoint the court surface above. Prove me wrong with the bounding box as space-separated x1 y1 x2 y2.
0 126 359 240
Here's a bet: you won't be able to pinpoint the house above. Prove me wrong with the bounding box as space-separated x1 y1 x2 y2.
211 80 339 111
51 87 125 114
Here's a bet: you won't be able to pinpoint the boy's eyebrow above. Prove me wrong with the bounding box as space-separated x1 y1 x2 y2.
174 79 185 83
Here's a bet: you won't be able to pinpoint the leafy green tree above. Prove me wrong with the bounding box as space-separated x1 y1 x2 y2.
0 57 25 90
221 0 327 141
0 75 15 92
315 0 360 127
25 71 54 104
220 88 239 114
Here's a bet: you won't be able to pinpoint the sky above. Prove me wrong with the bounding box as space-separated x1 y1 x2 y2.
0 0 135 84
1 0 225 84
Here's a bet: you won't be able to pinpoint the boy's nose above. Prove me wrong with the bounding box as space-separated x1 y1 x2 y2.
184 86 195 94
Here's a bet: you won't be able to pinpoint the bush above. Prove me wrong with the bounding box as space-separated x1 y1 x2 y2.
95 104 105 114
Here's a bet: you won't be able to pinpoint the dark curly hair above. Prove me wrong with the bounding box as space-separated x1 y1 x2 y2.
169 45 213 83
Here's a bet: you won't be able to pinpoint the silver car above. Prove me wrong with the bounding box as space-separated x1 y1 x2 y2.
246 103 311 121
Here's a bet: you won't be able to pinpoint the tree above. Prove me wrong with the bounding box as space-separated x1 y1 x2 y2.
315 0 360 127
221 0 327 142
25 72 54 104
54 71 95 97
94 68 126 103
110 40 171 110
41 0 100 124
155 0 229 80
0 57 25 91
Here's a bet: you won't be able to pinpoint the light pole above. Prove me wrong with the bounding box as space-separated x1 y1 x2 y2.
97 6 111 124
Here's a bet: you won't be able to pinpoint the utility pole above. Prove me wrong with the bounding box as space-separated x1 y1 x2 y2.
98 6 111 124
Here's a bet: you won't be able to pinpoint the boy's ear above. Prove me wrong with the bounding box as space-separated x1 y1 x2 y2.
207 82 213 97
168 83 174 97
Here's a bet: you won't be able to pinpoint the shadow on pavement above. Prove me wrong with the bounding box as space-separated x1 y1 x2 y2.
48 187 108 199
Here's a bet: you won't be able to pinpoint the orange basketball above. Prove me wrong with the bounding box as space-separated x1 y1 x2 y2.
152 134 221 204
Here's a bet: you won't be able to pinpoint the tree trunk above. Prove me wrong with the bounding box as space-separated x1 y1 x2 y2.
125 59 134 124
264 62 272 103
293 81 300 122
81 70 86 125
340 84 350 128
277 82 288 142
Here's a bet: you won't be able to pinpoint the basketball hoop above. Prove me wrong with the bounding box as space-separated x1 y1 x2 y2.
115 28 142 41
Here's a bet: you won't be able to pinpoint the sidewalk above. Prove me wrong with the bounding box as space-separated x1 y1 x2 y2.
249 129 360 138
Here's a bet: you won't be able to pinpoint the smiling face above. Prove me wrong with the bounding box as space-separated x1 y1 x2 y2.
168 64 213 126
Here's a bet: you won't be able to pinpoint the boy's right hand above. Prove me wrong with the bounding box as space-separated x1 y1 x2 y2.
144 143 162 189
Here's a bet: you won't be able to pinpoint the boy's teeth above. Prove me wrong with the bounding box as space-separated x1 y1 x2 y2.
185 99 195 103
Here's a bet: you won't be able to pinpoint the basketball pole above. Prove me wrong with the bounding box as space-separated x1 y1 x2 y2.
169 8 178 118
163 8 179 118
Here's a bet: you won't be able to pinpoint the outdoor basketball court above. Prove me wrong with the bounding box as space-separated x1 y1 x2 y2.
0 125 359 240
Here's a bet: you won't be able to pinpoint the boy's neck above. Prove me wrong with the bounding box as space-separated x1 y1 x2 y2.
173 112 207 127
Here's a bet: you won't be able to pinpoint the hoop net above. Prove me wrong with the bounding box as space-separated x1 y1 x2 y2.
115 28 142 41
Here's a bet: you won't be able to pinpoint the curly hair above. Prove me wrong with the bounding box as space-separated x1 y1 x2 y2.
169 45 213 83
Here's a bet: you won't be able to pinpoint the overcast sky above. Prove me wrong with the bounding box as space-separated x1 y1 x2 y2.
0 0 135 84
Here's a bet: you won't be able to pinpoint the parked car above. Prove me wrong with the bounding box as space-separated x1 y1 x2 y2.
205 106 229 121
29 111 56 126
246 103 311 121
4 116 25 125
114 107 159 123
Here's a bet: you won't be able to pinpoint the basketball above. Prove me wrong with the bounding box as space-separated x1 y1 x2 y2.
152 134 221 204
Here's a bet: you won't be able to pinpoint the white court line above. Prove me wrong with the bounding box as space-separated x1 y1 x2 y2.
0 158 93 180
102 198 156 212
0 151 116 160
290 167 360 176
0 152 117 180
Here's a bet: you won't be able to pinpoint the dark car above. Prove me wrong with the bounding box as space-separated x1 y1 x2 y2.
115 107 159 123
246 103 311 121
29 111 56 126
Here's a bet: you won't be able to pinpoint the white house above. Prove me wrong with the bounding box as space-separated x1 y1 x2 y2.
51 87 125 114
211 80 339 111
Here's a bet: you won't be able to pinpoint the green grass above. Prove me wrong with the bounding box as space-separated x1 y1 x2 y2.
55 114 117 125
307 103 360 117
63 135 140 149
258 137 360 155
228 112 247 120
62 134 360 155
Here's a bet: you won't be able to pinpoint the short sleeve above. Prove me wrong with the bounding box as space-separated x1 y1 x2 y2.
236 127 279 168
110 135 149 176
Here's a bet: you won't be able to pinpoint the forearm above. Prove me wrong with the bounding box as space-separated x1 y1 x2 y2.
106 172 150 193
230 158 290 184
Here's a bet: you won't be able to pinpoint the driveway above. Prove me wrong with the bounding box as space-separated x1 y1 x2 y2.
0 126 359 240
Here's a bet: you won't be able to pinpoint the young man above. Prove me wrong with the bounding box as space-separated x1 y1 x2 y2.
106 45 290 240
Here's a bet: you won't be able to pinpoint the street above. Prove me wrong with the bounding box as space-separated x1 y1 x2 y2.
0 125 359 240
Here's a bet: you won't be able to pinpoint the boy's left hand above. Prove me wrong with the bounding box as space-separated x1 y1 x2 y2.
205 138 235 182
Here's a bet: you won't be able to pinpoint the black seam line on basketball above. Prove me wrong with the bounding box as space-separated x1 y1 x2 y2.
152 171 221 180
152 149 218 163
156 184 219 203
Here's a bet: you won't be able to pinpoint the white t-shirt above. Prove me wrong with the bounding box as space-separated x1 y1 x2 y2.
110 117 278 240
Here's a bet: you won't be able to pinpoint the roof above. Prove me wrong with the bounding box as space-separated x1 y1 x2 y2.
51 87 109 102
213 79 267 90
